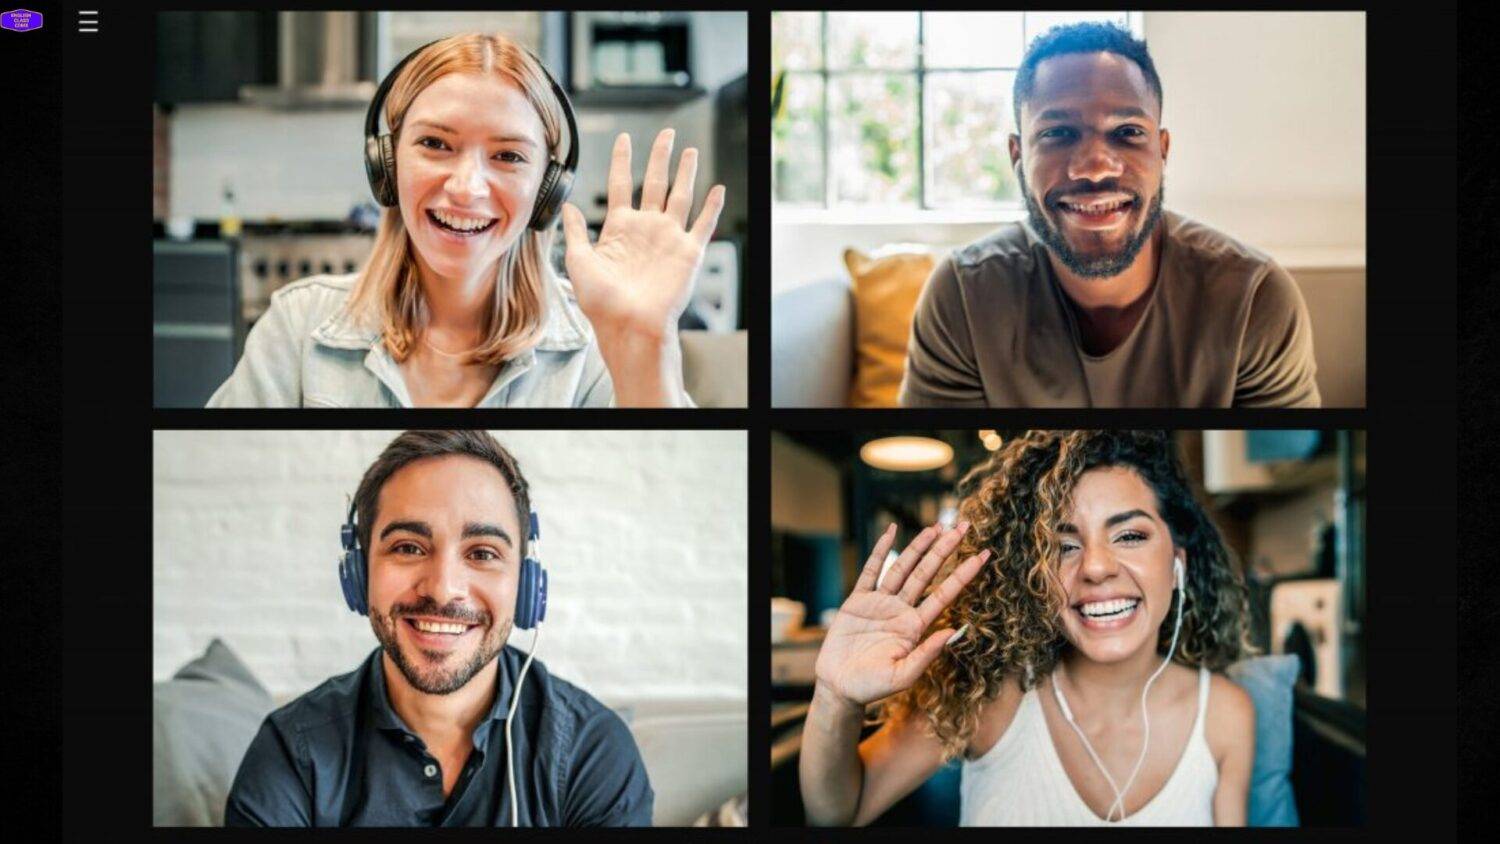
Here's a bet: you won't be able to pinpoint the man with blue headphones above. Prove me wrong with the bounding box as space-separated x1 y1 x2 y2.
225 430 653 826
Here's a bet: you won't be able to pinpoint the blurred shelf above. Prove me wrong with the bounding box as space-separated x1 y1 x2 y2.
771 702 809 730
770 724 803 770
153 219 377 239
571 85 704 107
1209 455 1349 510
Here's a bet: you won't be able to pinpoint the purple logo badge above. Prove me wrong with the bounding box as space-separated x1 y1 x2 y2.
1 9 43 32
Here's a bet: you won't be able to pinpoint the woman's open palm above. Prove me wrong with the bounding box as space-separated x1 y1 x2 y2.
561 129 725 340
815 522 991 707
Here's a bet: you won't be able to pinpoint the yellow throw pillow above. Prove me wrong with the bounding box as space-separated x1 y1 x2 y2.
844 247 934 408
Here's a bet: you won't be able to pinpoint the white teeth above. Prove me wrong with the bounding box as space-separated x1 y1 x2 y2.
412 619 470 634
1064 199 1128 214
1079 598 1140 617
431 210 493 231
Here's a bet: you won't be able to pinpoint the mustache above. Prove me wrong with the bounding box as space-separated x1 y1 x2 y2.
391 598 488 627
1046 181 1140 206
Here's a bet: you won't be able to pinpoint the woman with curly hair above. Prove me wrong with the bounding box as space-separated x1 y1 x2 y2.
800 431 1257 826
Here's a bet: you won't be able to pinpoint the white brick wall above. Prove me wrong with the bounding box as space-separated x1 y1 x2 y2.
153 430 747 706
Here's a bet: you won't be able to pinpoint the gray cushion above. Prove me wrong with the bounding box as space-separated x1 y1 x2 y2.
153 638 274 827
771 277 854 407
1227 654 1301 827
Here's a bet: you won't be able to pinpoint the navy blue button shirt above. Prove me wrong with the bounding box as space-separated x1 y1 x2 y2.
224 645 653 826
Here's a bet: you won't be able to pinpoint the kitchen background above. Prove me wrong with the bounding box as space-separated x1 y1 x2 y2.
770 429 1366 825
153 429 747 826
153 11 749 407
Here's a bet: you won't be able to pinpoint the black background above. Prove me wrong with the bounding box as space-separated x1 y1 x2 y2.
0 0 1468 839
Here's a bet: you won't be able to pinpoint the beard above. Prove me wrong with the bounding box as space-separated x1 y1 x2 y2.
370 599 510 695
1020 170 1165 279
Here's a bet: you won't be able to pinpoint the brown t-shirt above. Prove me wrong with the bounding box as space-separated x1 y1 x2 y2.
898 210 1320 408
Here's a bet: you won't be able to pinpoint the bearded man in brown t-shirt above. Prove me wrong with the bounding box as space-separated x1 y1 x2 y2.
900 22 1320 408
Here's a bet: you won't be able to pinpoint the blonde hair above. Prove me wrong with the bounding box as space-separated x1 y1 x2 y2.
344 33 568 366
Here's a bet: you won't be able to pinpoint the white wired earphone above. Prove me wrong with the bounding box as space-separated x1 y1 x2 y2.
506 626 541 828
1051 553 1186 823
503 513 549 828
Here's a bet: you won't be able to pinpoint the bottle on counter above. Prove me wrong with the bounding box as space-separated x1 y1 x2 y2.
219 180 242 239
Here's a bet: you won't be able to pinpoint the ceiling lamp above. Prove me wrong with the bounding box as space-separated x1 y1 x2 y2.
860 436 954 472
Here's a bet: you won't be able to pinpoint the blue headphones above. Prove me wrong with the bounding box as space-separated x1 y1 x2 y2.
339 502 548 629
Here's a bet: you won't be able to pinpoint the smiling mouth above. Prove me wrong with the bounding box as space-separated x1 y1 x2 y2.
1054 195 1136 225
403 617 480 637
426 209 498 236
1072 597 1142 628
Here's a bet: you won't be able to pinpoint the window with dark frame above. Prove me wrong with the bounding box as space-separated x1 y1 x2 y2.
772 11 1135 211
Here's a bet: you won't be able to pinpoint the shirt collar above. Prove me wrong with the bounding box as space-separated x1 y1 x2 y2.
310 268 593 354
364 646 516 748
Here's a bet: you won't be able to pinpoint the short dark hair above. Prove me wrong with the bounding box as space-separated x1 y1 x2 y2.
1012 22 1163 130
353 430 531 559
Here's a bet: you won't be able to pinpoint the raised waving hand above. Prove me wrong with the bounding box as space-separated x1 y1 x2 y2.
814 522 991 708
561 128 724 371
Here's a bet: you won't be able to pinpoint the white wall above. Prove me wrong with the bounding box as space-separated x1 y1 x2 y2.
772 11 1366 292
153 430 747 706
1145 12 1365 252
168 105 370 221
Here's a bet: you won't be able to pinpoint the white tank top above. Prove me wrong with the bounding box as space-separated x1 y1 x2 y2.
959 666 1217 826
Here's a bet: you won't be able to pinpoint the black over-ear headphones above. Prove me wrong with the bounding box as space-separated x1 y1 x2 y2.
363 38 580 231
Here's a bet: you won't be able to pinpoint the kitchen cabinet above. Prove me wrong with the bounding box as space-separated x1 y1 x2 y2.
156 12 277 104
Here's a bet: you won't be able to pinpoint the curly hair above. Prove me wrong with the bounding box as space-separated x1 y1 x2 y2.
885 430 1254 761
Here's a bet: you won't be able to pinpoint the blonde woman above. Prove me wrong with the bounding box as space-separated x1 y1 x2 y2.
208 32 725 408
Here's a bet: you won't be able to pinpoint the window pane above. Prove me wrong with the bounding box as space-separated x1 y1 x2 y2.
925 71 1019 208
829 73 918 206
772 11 822 71
827 12 918 70
923 12 1024 69
1024 12 1130 48
773 73 824 205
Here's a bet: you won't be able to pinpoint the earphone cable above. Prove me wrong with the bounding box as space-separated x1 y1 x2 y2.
1053 663 1127 815
506 625 541 828
1052 566 1186 822
1106 583 1185 821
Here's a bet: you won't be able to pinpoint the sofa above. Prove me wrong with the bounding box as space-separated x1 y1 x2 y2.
153 639 746 827
682 329 748 408
771 266 1365 408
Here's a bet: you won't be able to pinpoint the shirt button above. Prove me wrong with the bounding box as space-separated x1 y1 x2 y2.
424 764 438 778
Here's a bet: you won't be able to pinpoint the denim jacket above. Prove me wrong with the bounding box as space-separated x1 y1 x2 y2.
206 273 620 408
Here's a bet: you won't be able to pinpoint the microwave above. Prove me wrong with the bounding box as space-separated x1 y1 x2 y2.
570 11 693 90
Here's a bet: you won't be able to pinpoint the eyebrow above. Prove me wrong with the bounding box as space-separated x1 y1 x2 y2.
411 119 538 147
461 521 513 548
377 519 514 548
1057 509 1154 534
1034 106 1152 122
380 520 431 540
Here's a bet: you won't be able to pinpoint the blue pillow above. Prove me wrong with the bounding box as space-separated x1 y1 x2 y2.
1226 654 1300 827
